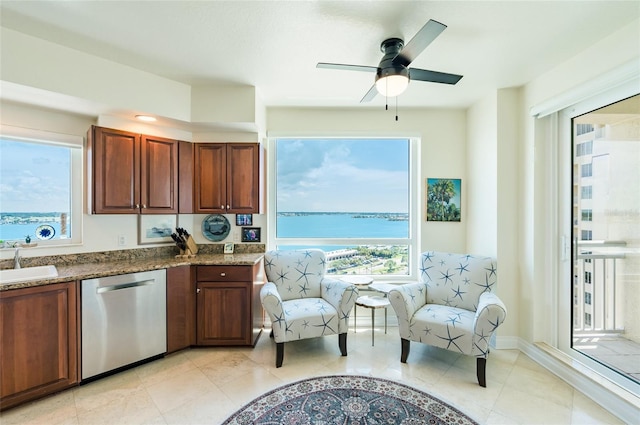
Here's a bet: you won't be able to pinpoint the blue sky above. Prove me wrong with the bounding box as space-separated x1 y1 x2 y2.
0 139 71 212
276 138 409 213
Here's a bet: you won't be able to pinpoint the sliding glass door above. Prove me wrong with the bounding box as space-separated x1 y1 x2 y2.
570 94 640 384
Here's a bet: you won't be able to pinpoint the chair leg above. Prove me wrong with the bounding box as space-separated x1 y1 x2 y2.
339 333 347 356
400 338 410 363
477 357 487 387
276 342 284 368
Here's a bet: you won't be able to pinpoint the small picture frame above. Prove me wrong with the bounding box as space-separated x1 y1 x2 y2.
139 214 176 244
224 242 234 254
426 178 462 222
236 214 253 226
241 227 261 242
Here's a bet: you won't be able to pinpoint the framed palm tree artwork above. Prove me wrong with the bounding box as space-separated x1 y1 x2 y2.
426 178 461 222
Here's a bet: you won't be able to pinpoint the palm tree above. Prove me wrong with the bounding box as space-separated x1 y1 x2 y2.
427 179 458 221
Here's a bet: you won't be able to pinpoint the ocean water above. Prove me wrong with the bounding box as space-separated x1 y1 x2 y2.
277 213 408 238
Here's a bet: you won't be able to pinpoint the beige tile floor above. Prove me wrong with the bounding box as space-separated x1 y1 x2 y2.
1 323 624 425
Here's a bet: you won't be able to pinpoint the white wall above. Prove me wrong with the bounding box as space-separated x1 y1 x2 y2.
267 107 468 254
496 88 522 344
466 93 497 256
466 87 521 342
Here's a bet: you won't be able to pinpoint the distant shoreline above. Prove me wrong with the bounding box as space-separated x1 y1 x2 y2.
1 213 64 225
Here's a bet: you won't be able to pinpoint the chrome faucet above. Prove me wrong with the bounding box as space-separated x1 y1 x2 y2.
14 247 21 269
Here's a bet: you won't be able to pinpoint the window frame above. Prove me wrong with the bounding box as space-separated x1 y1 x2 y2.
266 135 420 282
0 124 83 248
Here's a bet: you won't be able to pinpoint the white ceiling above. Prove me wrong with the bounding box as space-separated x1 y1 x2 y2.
1 1 639 113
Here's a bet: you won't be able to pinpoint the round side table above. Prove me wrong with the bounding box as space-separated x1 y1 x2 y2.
368 282 397 295
339 275 373 291
354 295 390 346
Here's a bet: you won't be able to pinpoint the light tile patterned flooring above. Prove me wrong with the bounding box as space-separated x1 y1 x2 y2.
1 318 624 425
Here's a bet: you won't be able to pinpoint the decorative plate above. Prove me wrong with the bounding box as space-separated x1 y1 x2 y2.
35 224 55 240
201 214 231 242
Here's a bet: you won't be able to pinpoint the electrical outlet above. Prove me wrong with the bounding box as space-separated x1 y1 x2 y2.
118 235 126 246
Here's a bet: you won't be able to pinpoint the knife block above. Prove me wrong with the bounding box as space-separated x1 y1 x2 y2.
176 236 199 258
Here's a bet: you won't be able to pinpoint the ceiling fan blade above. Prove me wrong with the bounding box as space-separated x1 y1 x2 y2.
317 62 378 73
360 85 378 103
393 19 447 67
409 68 463 85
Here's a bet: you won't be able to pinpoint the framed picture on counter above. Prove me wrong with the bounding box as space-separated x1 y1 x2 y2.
241 227 261 242
139 214 176 244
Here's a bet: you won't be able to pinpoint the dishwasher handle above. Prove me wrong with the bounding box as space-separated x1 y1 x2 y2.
96 279 156 294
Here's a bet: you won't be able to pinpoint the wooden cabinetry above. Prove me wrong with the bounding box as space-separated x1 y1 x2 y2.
195 262 264 346
87 126 178 214
193 143 260 214
0 282 78 411
166 265 196 353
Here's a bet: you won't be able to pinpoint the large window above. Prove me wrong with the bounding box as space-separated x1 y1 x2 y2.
268 137 417 279
0 125 82 247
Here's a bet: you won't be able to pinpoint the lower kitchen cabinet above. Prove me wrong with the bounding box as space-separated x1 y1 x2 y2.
196 262 264 346
166 265 196 353
0 281 79 411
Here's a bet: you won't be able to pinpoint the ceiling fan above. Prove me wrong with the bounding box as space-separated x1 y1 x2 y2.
317 19 463 102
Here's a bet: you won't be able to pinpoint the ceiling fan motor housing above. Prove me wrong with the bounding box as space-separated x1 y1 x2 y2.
376 38 409 82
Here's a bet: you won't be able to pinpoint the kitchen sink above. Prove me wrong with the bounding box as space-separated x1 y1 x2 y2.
0 265 59 285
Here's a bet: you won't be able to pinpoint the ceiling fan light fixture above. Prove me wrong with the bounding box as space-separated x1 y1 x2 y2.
375 74 409 97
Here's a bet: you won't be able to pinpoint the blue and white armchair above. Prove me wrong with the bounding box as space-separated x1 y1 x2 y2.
260 249 358 367
388 251 507 387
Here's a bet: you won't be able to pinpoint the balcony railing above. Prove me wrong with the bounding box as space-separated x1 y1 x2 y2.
574 240 627 332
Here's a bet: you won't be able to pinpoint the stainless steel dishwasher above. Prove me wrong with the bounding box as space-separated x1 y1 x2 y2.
81 269 167 380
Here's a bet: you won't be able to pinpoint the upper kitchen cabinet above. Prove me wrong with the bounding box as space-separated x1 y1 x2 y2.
194 143 260 214
87 126 178 214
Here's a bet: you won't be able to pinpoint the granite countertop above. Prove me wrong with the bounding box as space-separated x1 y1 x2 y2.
0 250 264 292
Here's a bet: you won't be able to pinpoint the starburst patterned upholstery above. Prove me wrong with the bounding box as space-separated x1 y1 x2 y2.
388 251 507 387
260 249 359 367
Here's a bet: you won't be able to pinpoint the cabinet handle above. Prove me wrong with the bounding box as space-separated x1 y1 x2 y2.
135 204 140 209
220 205 224 209
196 288 201 294
220 272 226 277
142 204 147 209
227 205 230 209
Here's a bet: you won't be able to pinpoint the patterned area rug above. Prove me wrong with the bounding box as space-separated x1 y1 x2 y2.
222 375 479 424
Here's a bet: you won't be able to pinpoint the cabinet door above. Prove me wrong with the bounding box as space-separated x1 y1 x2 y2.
166 266 195 353
0 282 78 410
140 135 178 214
227 143 260 213
194 144 226 213
90 126 140 214
196 282 250 345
